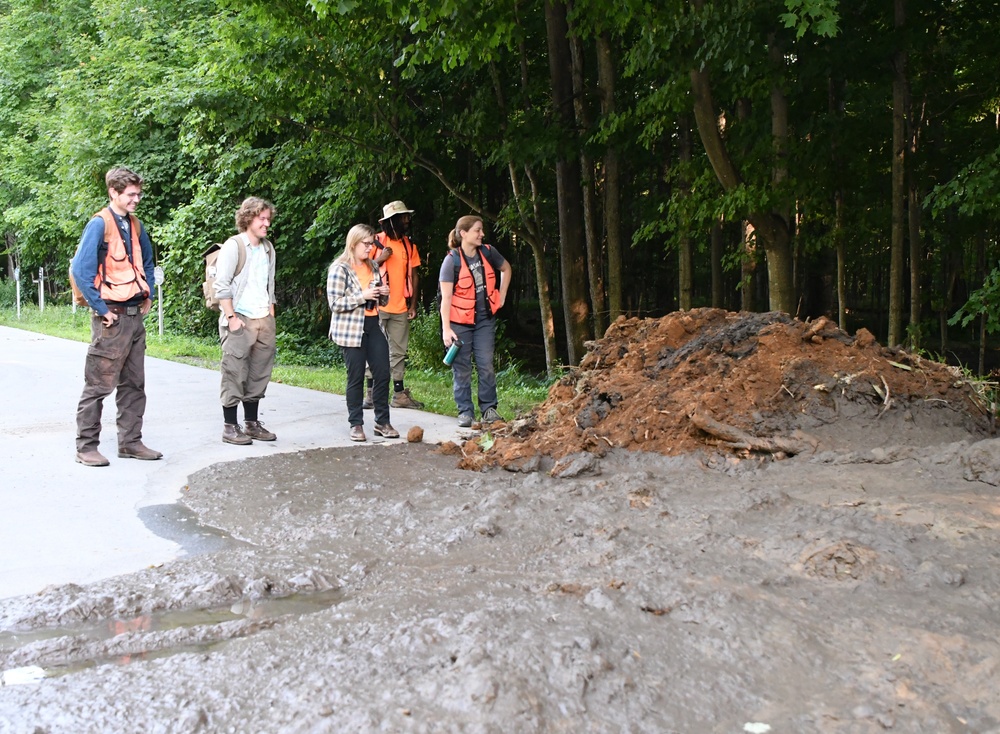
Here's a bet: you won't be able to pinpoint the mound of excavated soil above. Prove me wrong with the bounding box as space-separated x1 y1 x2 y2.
474 309 992 471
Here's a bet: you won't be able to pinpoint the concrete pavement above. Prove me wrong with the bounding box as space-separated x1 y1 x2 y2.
0 324 461 600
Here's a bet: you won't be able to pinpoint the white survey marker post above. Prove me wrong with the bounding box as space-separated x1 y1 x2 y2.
154 265 164 336
33 267 44 311
13 266 20 319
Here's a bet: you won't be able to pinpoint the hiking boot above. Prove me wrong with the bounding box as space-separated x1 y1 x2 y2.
118 443 163 461
76 449 110 467
373 423 400 439
390 388 424 409
457 412 474 428
482 407 504 424
362 388 374 410
350 425 366 442
244 420 276 441
223 423 252 445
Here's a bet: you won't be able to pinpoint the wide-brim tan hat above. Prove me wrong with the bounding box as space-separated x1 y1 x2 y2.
380 200 414 221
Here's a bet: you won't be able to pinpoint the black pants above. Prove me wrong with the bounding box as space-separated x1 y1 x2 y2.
342 315 390 427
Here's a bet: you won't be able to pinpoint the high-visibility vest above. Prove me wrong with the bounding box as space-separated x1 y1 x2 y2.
93 208 149 303
448 245 499 324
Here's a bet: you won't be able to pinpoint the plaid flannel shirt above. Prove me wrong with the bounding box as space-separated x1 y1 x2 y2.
327 260 375 347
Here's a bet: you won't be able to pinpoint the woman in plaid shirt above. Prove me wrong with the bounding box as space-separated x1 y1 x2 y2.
327 224 399 442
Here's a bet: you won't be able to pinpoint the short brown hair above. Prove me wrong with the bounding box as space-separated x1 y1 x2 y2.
235 197 276 233
105 167 143 194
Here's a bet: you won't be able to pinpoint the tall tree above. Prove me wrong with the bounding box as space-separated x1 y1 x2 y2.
545 0 590 363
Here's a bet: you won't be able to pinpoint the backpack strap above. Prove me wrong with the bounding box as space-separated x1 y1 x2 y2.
227 235 248 276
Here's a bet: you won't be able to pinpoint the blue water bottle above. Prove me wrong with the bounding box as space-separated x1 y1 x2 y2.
443 338 463 366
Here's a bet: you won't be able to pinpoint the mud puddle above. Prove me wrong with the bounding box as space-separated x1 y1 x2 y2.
137 502 252 555
0 588 344 686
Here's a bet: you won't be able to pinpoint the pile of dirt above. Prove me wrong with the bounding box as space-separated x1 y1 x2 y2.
472 309 992 471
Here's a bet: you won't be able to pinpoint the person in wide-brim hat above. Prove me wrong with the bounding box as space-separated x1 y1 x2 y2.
363 199 425 411
379 200 414 221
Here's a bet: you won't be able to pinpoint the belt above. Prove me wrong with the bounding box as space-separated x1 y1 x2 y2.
106 304 140 316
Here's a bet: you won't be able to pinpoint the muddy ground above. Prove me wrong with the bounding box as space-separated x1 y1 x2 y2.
2 309 1000 733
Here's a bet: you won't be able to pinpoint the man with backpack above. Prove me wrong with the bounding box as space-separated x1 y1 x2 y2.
213 197 278 445
71 167 161 467
361 200 425 410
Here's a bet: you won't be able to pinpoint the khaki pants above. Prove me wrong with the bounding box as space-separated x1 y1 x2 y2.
219 315 276 408
76 311 148 452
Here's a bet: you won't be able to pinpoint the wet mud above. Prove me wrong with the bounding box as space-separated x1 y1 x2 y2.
2 311 1000 733
2 440 999 733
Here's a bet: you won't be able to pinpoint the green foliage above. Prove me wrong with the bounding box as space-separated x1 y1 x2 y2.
405 306 446 371
780 0 840 39
275 331 344 368
0 278 16 309
0 304 551 419
1 0 1000 367
949 267 1000 335
926 148 1000 220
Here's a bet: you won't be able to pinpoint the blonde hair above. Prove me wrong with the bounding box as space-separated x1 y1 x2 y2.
446 215 482 250
337 224 376 267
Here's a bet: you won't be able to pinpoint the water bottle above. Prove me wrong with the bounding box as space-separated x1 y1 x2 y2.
443 339 463 366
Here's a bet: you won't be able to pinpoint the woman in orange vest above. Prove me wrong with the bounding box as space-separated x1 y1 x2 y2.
438 215 512 428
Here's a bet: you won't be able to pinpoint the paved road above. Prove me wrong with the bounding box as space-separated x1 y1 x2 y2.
0 325 461 600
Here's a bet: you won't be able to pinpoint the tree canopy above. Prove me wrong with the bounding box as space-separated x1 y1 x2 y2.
2 0 999 370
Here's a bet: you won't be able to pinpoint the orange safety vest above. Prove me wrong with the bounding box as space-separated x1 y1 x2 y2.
373 232 415 299
93 209 149 304
448 245 499 325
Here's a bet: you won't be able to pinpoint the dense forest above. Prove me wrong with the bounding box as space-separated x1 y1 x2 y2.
1 0 998 373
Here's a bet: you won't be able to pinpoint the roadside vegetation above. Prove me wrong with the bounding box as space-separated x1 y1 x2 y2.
0 301 553 421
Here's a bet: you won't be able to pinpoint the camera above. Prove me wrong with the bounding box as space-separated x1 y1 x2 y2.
378 271 390 307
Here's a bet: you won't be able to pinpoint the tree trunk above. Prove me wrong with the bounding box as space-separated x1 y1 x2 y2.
711 218 724 308
978 231 987 375
690 65 794 313
835 191 847 330
489 58 559 375
888 0 907 347
596 32 623 323
678 117 693 310
546 0 590 364
568 21 607 337
908 183 922 349
741 222 755 312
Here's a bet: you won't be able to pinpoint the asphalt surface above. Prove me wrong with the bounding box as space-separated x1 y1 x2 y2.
0 324 462 600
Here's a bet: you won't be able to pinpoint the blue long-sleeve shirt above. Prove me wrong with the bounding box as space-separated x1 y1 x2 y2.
70 210 157 316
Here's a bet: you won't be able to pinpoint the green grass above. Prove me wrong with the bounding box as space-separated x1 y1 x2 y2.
0 304 553 419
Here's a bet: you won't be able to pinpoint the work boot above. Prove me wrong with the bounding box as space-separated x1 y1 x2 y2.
390 388 424 409
223 423 252 445
362 388 374 410
244 420 277 441
482 407 504 424
75 449 110 467
350 425 366 442
118 443 163 460
373 423 400 438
